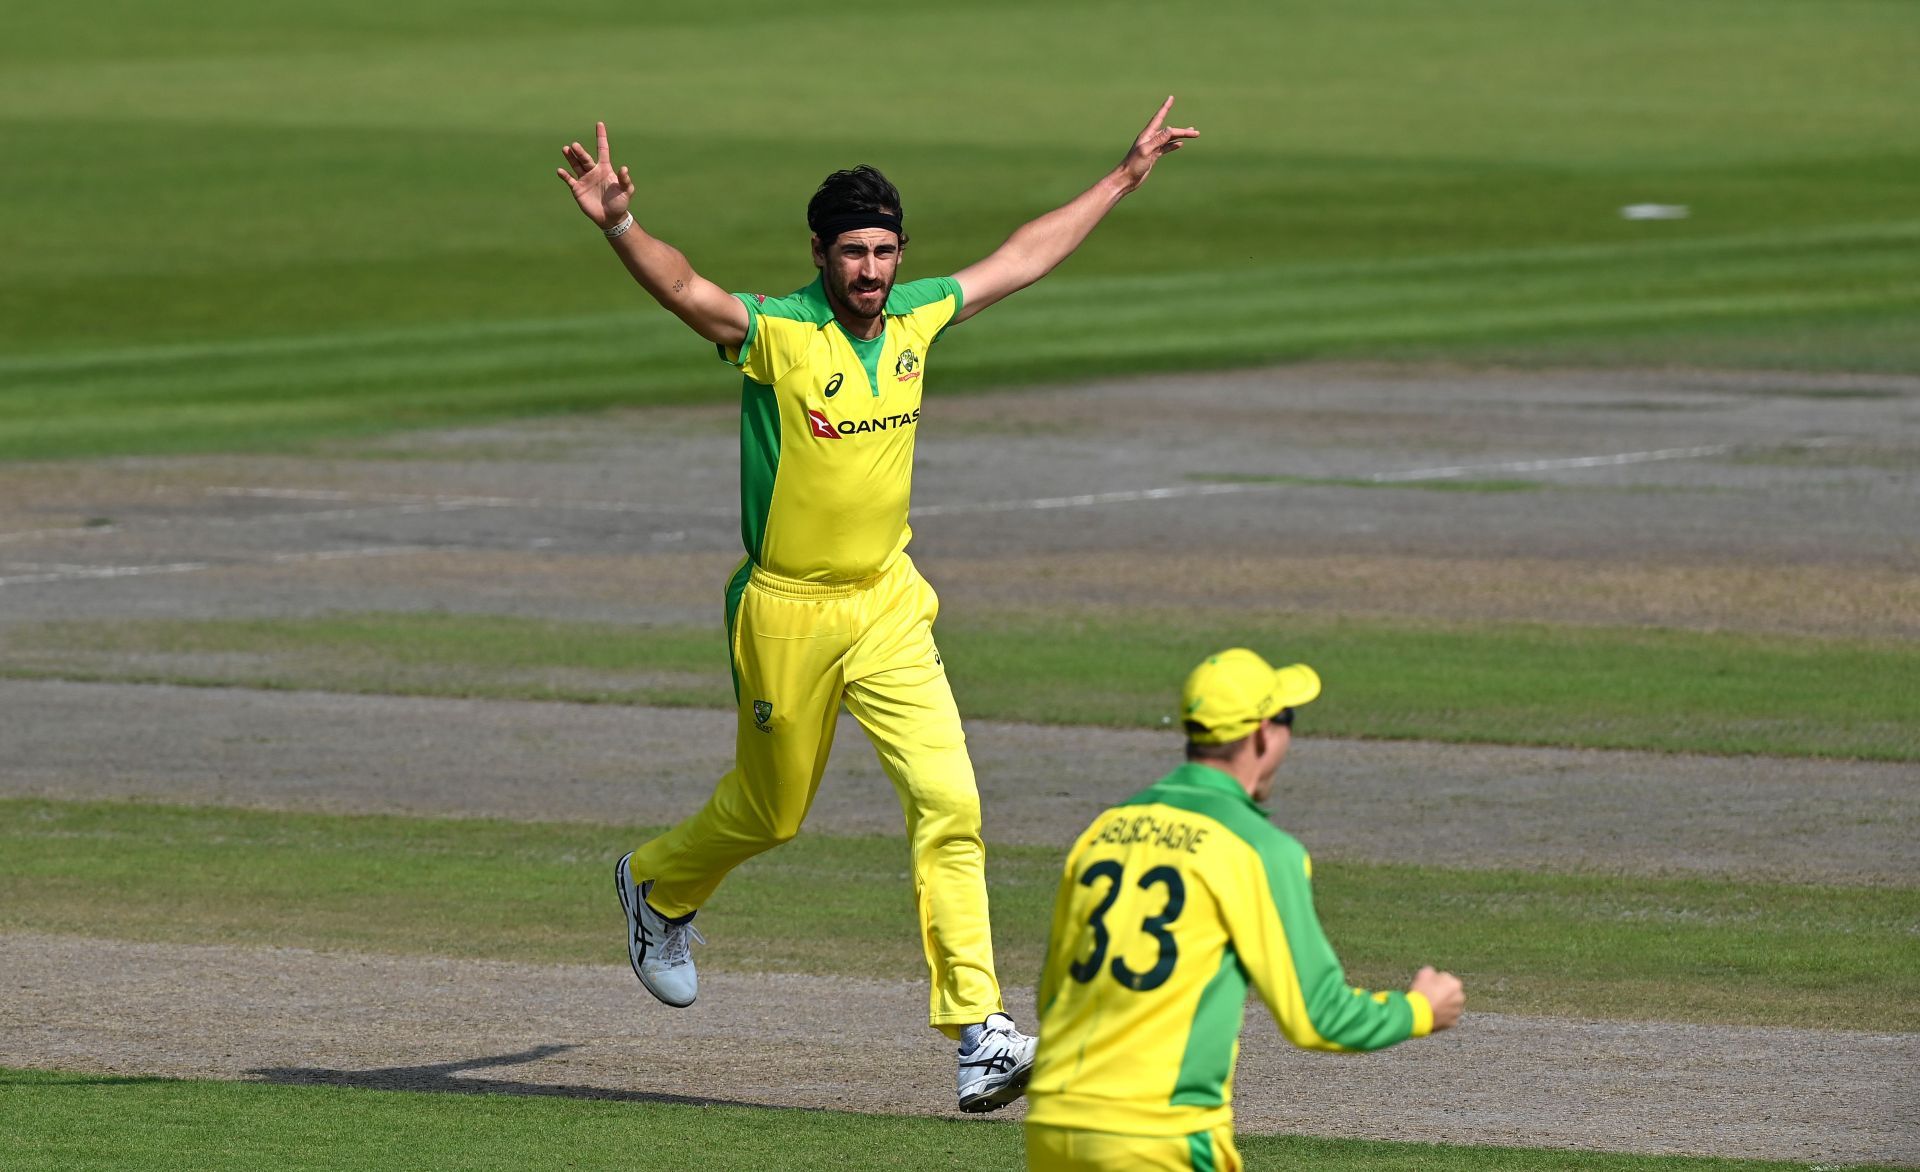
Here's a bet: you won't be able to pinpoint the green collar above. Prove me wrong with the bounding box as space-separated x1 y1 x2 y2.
796 273 893 336
1163 762 1269 816
793 274 831 322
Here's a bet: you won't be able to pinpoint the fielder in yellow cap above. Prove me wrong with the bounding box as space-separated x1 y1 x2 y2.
1180 648 1322 746
1025 650 1465 1171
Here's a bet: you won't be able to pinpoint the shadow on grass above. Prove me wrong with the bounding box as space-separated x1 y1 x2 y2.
247 1043 782 1110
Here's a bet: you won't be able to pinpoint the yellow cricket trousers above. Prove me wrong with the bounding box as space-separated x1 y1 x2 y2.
1025 1123 1242 1172
627 553 1003 1036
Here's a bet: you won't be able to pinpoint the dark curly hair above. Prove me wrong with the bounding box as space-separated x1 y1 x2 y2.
807 165 908 246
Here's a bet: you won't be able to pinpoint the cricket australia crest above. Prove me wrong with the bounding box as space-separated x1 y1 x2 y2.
894 348 921 382
752 700 774 732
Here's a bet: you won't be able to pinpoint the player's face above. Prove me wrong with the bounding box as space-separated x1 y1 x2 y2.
1250 723 1290 803
815 227 902 325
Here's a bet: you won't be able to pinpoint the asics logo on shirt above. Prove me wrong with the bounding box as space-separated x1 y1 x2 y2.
824 372 844 399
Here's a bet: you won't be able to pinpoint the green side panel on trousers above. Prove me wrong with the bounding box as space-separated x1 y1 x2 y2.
1187 1129 1216 1172
723 558 754 704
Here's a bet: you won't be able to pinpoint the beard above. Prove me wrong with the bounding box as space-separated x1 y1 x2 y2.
829 270 891 321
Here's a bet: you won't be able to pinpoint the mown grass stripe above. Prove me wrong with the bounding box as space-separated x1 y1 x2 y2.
1 799 1912 1031
7 218 1918 376
5 612 1912 761
2 1066 1875 1172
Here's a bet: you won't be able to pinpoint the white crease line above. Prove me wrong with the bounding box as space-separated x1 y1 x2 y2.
0 441 1772 551
0 546 430 587
208 487 361 501
0 492 732 546
0 561 216 585
269 546 434 564
1369 444 1734 482
0 503 474 543
0 525 120 545
221 501 480 524
915 484 1252 516
919 445 1740 515
206 487 733 518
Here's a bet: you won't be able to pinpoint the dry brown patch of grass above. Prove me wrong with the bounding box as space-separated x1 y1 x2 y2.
928 552 1920 640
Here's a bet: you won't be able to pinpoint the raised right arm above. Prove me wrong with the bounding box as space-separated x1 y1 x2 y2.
557 122 748 349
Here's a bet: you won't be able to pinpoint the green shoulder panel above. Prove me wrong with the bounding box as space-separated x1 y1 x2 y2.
759 278 836 323
717 280 835 372
1118 765 1278 853
885 275 962 316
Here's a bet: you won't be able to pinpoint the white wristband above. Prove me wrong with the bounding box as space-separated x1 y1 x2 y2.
603 213 635 239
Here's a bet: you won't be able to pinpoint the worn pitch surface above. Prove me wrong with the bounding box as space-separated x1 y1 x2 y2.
6 935 1915 1166
2 365 1916 1162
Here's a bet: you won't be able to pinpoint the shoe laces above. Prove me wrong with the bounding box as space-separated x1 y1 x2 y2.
657 921 705 966
966 1015 1028 1055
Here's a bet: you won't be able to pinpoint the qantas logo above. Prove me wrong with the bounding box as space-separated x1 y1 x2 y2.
807 407 921 440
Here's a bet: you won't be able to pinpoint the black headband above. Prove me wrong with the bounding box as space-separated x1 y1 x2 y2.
812 211 904 242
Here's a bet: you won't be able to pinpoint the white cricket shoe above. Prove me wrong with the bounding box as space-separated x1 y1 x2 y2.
614 852 703 1008
956 1012 1037 1113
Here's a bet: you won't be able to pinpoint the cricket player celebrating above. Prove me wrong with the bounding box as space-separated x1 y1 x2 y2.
556 99 1199 1112
1024 650 1465 1168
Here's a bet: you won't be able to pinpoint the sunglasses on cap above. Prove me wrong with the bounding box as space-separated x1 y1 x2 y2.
1269 707 1295 728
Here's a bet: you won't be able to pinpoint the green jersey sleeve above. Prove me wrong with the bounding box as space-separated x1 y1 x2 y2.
717 290 817 385
714 294 762 375
1224 832 1430 1051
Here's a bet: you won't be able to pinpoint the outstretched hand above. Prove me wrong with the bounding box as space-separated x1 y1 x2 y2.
1117 96 1200 192
557 122 634 231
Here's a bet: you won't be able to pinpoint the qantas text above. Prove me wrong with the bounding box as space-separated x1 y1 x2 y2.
836 408 920 436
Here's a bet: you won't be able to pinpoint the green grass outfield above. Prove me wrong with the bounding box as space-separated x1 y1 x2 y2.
6 610 1914 760
5 4 1912 1163
4 0 1918 458
10 1068 1888 1172
5 800 1912 1031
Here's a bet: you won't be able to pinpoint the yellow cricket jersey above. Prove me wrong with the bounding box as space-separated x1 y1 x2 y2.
717 274 962 583
1025 764 1434 1138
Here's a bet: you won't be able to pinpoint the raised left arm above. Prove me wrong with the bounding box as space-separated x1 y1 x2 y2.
950 96 1198 323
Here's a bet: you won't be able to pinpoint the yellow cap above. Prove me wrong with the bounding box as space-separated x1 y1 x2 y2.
1180 648 1321 745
